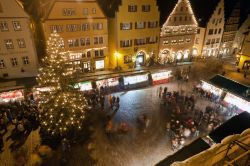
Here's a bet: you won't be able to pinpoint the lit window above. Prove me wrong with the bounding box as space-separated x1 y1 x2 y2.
92 8 96 14
120 23 132 30
93 23 103 30
186 38 191 43
17 39 26 48
66 24 78 32
142 5 150 12
11 58 18 66
4 39 14 49
22 56 29 65
63 8 76 16
148 21 158 28
120 40 132 47
124 55 132 63
81 23 89 31
0 21 8 31
163 40 169 45
50 25 63 33
128 5 137 12
13 21 21 31
68 39 79 47
0 59 5 69
135 22 145 29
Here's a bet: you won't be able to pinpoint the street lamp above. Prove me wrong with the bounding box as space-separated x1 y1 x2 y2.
115 51 120 70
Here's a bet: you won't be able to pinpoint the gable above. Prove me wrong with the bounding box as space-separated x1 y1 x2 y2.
0 0 29 18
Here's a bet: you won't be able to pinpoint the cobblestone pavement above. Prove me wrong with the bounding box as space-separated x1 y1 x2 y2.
0 80 229 166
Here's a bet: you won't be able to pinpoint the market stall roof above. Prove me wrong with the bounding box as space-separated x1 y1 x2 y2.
0 77 37 89
209 111 250 143
209 75 250 101
156 138 210 166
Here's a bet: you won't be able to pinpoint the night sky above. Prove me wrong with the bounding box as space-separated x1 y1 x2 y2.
157 0 250 25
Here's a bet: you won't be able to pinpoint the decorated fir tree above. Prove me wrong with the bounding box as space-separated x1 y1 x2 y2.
37 31 89 136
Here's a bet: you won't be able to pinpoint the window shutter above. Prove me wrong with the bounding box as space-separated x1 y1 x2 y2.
135 22 137 29
120 41 123 47
120 23 123 30
130 22 132 29
144 22 146 28
130 40 132 46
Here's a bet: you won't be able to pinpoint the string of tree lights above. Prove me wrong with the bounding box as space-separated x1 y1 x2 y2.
36 31 90 136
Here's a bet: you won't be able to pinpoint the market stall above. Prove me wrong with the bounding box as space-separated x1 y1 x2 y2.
200 81 223 98
75 81 93 91
124 73 149 89
96 77 120 90
32 87 54 101
223 92 250 112
0 89 24 103
151 71 172 85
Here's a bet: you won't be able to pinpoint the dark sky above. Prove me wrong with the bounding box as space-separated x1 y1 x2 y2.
157 0 250 25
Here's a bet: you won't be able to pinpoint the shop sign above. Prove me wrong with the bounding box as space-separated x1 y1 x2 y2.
124 74 148 85
96 77 119 89
201 81 223 96
152 71 172 81
95 60 104 69
223 92 250 112
75 81 93 91
0 90 24 103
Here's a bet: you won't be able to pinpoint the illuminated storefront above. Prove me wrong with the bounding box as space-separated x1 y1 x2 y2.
0 90 24 103
75 81 93 91
223 93 250 112
124 74 148 85
95 60 105 70
201 81 223 97
151 71 172 85
96 77 119 89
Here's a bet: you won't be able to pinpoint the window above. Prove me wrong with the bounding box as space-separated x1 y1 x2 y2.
174 17 176 22
63 8 76 16
120 40 132 47
66 24 78 32
93 23 103 30
17 39 26 48
13 21 21 31
124 55 132 63
0 21 8 31
186 38 191 43
82 23 89 31
218 8 221 15
92 8 96 14
171 40 177 44
87 51 91 58
148 21 158 28
68 39 79 47
94 37 98 44
142 5 150 12
120 22 132 30
208 29 213 35
22 56 29 65
134 38 146 45
135 22 145 29
197 28 200 34
128 5 137 12
0 60 5 69
216 38 220 43
50 25 63 32
185 16 187 21
180 7 183 11
206 39 211 45
100 49 104 56
11 58 18 66
86 38 90 45
195 38 199 44
163 40 169 45
5 39 14 49
147 36 157 44
99 37 103 44
83 8 88 15
211 39 215 44
214 29 217 34
212 19 215 24
94 50 99 57
218 28 221 34
179 17 182 21
219 18 222 23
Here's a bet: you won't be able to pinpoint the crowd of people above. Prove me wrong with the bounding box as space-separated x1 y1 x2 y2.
0 100 39 152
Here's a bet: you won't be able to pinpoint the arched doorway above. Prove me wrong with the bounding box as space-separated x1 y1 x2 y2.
136 51 146 66
176 51 183 62
160 49 175 64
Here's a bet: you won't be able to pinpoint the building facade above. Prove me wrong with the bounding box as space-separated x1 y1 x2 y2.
201 0 225 57
41 0 108 72
106 0 160 69
159 0 197 64
0 0 38 79
220 0 241 57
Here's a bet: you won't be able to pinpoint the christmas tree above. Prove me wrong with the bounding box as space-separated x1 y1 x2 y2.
36 31 89 136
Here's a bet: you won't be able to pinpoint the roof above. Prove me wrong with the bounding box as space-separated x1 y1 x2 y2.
224 0 240 21
157 0 177 26
0 0 30 18
209 111 250 143
156 138 210 166
190 0 220 27
209 75 250 101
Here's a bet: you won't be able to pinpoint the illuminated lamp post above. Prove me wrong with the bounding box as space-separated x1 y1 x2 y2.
115 51 120 70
